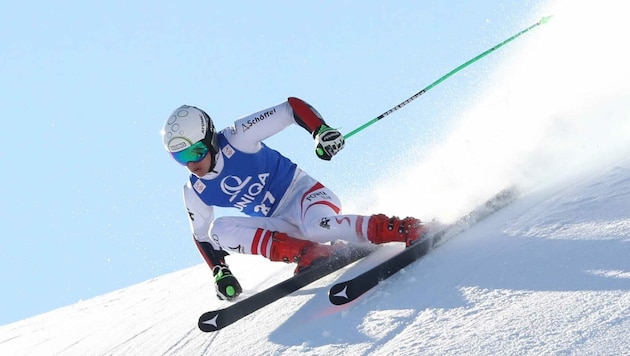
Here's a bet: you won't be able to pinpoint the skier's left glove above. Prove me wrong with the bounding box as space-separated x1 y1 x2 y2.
212 264 243 301
313 124 345 161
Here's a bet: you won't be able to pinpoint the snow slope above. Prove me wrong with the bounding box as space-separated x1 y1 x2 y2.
2 0 629 355
1 158 629 355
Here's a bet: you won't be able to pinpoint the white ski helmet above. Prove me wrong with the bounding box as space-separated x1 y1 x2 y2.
161 105 219 160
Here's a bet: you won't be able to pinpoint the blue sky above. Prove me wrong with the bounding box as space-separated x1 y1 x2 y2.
0 1 546 324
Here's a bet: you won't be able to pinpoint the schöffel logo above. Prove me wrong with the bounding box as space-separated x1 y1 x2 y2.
241 108 277 132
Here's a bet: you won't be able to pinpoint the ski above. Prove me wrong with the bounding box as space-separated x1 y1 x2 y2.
198 244 376 332
328 187 520 305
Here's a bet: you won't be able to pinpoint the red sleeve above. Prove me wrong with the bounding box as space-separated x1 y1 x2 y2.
287 97 327 136
194 237 228 270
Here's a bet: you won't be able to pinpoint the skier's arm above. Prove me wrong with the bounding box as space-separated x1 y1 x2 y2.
183 183 243 300
227 101 295 152
287 97 327 133
226 97 344 160
183 183 225 269
193 237 228 268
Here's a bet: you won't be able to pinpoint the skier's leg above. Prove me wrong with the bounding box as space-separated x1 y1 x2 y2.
210 216 301 255
284 175 426 247
211 216 336 273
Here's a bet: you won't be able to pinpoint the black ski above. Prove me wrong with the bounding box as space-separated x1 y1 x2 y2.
328 187 520 305
198 244 376 332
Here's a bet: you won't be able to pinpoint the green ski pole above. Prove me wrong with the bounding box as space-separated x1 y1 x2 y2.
344 15 553 139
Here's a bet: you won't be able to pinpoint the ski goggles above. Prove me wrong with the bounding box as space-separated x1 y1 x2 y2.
170 141 209 165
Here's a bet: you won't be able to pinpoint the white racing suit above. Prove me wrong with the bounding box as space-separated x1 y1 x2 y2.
183 98 371 269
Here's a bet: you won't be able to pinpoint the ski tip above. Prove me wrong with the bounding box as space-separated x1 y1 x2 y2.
198 312 220 332
329 283 351 305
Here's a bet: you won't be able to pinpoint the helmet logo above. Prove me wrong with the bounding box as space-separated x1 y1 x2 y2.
199 113 207 136
170 141 188 151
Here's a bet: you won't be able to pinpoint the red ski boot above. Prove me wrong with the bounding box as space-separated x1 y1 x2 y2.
367 214 427 247
269 232 336 274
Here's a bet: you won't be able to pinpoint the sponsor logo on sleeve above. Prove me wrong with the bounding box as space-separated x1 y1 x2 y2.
241 108 277 132
193 179 206 194
222 144 235 159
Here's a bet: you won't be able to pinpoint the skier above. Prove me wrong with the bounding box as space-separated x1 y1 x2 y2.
161 98 427 301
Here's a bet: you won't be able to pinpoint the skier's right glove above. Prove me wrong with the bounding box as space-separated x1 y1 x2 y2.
212 264 243 301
